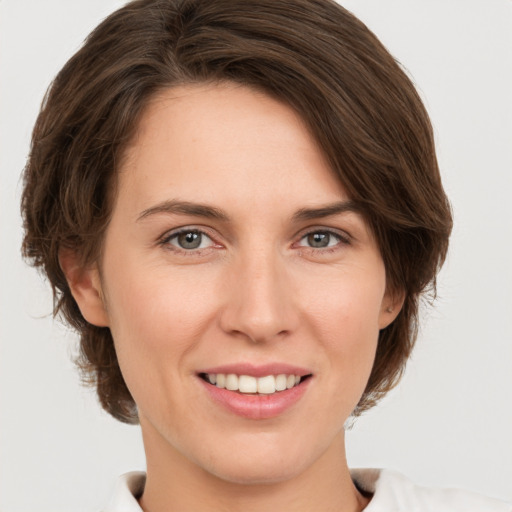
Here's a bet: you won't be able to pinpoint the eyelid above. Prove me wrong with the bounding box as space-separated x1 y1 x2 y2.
158 225 221 251
156 224 352 253
295 226 352 246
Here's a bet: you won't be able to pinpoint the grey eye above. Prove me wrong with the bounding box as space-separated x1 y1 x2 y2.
306 232 332 248
162 228 216 252
176 231 203 249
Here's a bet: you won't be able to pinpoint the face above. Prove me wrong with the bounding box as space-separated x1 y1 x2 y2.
75 83 397 484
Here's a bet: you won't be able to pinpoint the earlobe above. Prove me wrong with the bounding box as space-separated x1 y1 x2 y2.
378 290 405 330
59 248 109 327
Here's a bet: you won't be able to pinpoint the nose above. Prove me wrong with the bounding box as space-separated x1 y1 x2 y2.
219 249 298 344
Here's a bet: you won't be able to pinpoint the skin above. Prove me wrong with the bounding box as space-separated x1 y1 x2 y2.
63 82 401 511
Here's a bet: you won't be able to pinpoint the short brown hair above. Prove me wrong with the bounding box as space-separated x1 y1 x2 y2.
21 0 452 423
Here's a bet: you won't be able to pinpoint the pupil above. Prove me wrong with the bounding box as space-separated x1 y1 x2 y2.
178 231 201 249
308 232 329 248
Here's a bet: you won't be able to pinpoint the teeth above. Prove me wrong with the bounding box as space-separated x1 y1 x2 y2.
226 374 238 391
275 374 287 391
258 375 276 394
205 373 304 394
216 374 226 389
239 375 258 393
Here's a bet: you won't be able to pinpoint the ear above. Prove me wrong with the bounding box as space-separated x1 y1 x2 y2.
59 248 109 327
378 288 405 330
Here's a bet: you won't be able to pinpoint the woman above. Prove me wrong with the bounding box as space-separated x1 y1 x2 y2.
19 0 510 510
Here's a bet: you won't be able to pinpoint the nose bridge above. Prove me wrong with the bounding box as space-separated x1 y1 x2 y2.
220 244 296 343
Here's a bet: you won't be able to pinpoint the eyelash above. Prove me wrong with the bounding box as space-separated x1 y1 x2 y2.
158 227 351 255
159 228 218 255
295 229 351 253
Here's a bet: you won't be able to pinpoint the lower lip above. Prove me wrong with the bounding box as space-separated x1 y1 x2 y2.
199 377 311 420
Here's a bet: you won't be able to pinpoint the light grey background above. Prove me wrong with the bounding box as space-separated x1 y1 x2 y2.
1 1 511 510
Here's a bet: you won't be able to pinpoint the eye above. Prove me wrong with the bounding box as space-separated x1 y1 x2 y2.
297 230 347 249
164 229 214 250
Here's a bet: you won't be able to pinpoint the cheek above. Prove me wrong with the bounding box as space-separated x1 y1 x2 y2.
100 258 221 400
104 258 217 344
300 265 385 400
301 262 386 344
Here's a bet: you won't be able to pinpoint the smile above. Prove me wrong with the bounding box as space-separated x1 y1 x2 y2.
200 373 307 395
197 364 313 419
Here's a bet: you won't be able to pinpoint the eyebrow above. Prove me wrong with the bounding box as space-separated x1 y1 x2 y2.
137 200 229 222
291 200 362 222
137 199 362 223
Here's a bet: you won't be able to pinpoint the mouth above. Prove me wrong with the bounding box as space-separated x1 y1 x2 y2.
199 372 312 395
196 364 313 419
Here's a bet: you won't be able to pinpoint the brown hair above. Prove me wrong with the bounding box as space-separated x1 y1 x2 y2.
21 0 452 423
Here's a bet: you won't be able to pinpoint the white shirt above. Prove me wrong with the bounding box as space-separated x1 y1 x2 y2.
102 468 511 511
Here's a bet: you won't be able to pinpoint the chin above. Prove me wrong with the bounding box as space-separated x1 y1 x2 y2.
207 458 307 486
196 435 319 486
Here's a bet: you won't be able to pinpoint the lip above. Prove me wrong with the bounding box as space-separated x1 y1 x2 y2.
197 363 313 420
197 362 311 378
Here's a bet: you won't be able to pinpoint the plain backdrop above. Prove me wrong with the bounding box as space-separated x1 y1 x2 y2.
1 1 511 510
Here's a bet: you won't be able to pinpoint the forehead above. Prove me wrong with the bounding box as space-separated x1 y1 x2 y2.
116 82 348 219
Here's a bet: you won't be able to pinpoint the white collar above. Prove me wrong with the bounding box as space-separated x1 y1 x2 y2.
102 468 510 512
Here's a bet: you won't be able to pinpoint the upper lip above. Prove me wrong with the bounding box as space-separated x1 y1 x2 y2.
197 363 312 378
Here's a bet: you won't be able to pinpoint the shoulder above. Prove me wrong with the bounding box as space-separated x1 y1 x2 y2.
102 472 146 512
351 468 512 512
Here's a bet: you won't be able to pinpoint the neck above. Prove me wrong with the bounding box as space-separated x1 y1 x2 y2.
138 420 368 512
